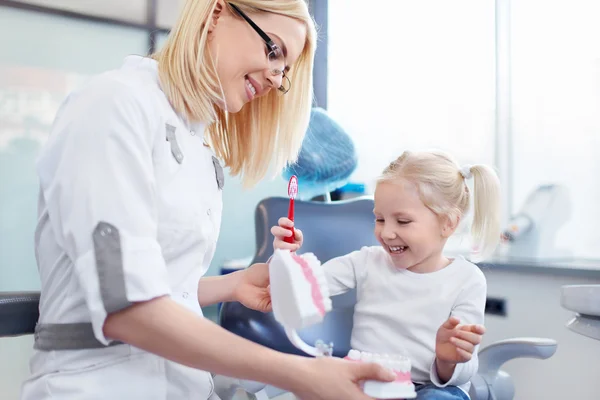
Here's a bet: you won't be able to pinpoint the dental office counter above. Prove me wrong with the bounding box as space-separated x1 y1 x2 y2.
477 256 600 278
468 255 600 400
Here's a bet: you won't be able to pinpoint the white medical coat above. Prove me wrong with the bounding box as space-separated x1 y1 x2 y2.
21 56 223 399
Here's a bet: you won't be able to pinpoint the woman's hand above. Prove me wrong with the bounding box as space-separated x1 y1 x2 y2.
271 217 303 251
291 356 396 400
434 316 485 382
232 263 272 312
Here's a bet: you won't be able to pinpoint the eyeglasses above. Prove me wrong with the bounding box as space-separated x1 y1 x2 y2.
229 2 291 94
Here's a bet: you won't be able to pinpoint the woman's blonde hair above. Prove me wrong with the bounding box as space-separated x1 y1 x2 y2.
378 150 502 260
152 0 317 186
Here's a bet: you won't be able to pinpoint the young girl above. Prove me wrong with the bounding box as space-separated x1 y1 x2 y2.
272 150 502 399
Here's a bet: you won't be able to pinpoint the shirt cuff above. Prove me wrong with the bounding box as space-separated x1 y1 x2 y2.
429 358 466 387
74 222 171 345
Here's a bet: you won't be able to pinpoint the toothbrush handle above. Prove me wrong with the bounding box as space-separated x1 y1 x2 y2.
284 199 295 244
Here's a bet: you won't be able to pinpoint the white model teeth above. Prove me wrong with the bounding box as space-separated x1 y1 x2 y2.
302 252 320 267
303 253 331 311
348 349 361 360
353 351 411 372
245 79 257 95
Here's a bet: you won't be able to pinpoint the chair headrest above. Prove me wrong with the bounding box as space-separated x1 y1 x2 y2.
252 196 379 264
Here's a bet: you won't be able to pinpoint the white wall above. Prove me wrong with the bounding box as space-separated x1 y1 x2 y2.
481 267 600 400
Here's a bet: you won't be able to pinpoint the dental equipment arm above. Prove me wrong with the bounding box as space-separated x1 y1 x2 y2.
500 184 571 260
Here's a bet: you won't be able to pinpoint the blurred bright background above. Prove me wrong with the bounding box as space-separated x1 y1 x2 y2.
1 1 599 399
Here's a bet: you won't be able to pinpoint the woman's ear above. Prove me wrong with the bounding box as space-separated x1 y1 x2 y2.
208 0 226 34
441 214 460 238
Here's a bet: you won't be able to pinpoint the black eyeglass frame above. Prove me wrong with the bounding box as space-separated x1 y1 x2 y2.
228 2 291 94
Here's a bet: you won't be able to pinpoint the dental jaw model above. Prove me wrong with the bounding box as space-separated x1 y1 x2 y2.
346 350 415 399
269 249 333 356
269 250 416 398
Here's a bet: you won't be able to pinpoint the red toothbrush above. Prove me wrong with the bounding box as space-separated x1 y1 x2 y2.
284 175 298 244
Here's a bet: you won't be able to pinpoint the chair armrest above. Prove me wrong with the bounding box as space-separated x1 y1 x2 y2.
478 337 557 381
0 291 40 337
470 337 557 400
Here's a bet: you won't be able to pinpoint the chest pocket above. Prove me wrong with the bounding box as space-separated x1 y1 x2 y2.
153 122 216 262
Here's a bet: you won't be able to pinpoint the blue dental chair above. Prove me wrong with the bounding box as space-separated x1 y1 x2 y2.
214 196 558 400
0 292 40 337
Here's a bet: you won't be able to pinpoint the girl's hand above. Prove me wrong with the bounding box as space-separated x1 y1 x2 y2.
434 317 485 382
271 217 303 251
436 316 485 364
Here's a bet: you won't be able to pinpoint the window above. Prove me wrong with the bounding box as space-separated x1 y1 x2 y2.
0 8 149 291
11 0 148 24
328 0 600 261
510 0 600 259
327 0 497 192
157 0 185 29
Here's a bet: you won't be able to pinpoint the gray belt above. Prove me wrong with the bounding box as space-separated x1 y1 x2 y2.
34 323 124 351
34 221 130 351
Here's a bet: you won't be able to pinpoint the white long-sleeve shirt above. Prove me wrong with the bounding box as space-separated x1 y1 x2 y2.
324 246 486 395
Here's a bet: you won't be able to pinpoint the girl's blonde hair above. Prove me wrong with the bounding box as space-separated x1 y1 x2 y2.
379 150 502 260
152 0 317 187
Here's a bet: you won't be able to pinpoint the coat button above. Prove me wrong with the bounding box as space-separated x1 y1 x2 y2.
207 209 211 216
182 292 189 299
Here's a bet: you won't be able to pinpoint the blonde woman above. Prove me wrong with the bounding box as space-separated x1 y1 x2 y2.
20 1 395 399
273 150 502 399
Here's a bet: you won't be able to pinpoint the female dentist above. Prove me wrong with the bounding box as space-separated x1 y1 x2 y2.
20 1 395 399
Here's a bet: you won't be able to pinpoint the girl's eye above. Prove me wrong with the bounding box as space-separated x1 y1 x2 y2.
397 220 411 225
